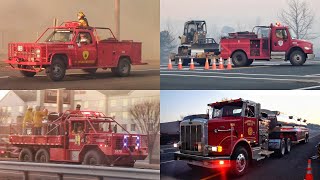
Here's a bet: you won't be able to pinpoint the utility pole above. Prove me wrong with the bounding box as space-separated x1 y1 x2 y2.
57 89 64 113
115 0 120 40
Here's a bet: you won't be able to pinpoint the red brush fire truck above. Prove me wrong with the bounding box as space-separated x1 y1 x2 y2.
9 110 148 166
174 98 309 176
5 21 145 81
220 22 315 66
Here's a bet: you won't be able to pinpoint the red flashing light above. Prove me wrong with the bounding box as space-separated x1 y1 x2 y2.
0 150 5 154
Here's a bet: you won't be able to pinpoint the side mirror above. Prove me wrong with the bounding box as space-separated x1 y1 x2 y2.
289 116 293 119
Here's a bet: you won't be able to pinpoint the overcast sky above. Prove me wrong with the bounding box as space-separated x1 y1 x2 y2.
161 0 320 49
161 90 320 125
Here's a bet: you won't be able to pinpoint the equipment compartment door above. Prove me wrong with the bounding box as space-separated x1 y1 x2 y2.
243 104 258 143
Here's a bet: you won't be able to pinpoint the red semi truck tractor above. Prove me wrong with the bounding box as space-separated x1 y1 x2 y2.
5 21 145 81
220 23 315 66
9 110 148 166
174 98 309 176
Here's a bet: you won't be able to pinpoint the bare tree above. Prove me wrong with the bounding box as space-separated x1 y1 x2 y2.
160 21 178 64
279 0 315 39
129 100 160 163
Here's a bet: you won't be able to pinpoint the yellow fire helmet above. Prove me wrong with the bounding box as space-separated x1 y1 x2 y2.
78 11 85 18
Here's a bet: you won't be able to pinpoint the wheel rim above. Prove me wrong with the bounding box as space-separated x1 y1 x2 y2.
120 62 129 73
53 64 62 77
24 154 30 162
40 154 47 163
293 54 302 62
89 157 97 165
236 153 246 173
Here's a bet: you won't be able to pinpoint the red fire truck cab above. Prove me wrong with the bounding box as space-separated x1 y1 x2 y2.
5 21 145 81
220 23 315 66
9 110 148 167
174 98 309 176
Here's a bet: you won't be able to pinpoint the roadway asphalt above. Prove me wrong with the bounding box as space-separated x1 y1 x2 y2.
0 61 159 90
160 133 320 180
160 60 320 90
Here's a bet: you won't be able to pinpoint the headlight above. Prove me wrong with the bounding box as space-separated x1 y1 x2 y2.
173 143 178 148
304 47 311 50
35 49 41 58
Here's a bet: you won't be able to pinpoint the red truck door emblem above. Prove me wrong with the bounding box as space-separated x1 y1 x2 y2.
83 51 89 60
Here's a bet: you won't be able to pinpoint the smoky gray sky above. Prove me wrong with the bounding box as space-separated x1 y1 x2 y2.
161 0 320 51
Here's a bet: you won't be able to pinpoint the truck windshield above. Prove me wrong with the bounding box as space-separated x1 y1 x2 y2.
209 104 243 118
288 28 296 39
38 30 74 43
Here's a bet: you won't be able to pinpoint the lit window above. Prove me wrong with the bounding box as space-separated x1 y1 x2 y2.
123 99 128 106
123 112 128 120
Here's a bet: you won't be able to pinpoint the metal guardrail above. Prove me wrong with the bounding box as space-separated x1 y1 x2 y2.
0 161 160 180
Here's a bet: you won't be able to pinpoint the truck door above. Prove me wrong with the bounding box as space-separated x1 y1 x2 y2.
271 28 290 52
243 103 258 143
75 31 97 66
69 121 85 150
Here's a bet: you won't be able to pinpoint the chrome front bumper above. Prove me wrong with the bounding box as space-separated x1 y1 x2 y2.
307 54 315 60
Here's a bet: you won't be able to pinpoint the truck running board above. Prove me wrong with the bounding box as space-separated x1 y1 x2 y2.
253 148 274 161
270 51 285 60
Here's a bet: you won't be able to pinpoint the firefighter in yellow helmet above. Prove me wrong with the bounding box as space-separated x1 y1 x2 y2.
23 106 34 135
77 11 89 27
33 106 48 135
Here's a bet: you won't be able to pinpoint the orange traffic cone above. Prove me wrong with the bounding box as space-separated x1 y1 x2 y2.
212 57 217 70
305 159 313 180
227 57 232 70
178 58 182 70
218 57 225 70
204 57 209 70
168 58 172 70
190 58 195 70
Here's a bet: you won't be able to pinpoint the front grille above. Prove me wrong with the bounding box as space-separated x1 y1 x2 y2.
181 125 202 151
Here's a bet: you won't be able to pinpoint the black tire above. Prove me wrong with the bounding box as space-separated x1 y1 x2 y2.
232 51 248 67
230 147 249 176
35 149 50 163
46 59 66 81
289 50 306 66
285 138 291 154
83 150 104 165
82 68 97 74
275 138 286 157
112 58 131 77
246 59 254 66
19 148 34 162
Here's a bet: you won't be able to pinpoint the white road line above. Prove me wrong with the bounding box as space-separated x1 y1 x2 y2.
160 160 176 164
161 70 318 78
293 85 320 90
161 73 320 83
